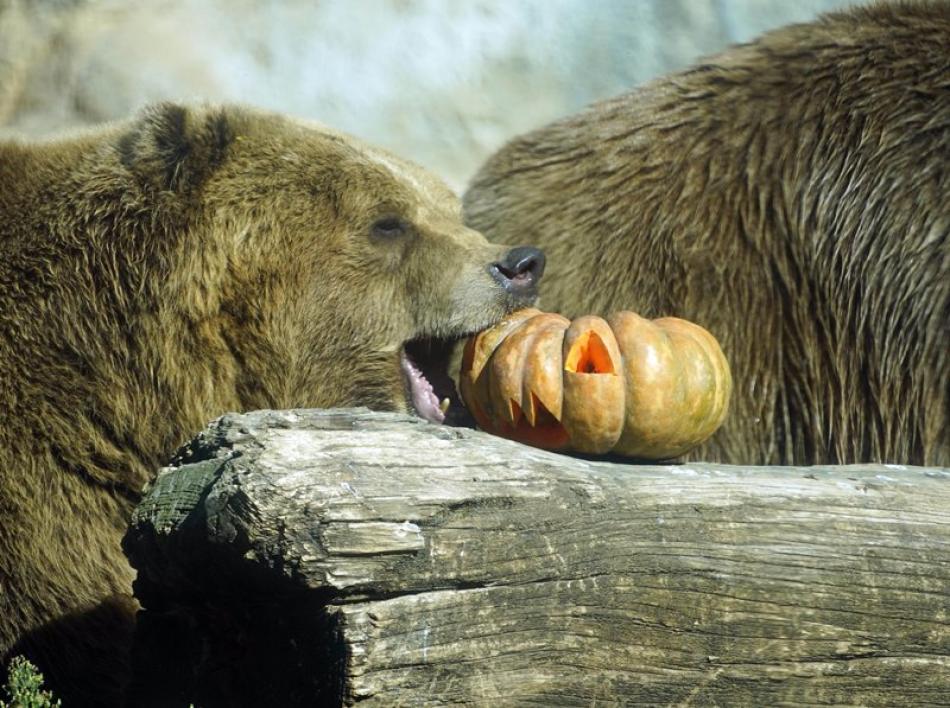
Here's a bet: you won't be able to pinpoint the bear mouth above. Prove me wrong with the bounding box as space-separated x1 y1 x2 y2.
401 338 473 426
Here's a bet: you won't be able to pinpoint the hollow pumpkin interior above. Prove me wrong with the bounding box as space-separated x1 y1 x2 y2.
565 331 615 374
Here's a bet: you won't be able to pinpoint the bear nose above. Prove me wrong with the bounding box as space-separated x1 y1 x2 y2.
489 246 546 293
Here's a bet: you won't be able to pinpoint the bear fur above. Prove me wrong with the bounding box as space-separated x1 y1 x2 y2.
464 1 949 466
0 103 537 705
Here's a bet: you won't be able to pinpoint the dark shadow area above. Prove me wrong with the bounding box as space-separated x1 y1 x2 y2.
123 460 346 707
127 597 345 708
3 594 136 708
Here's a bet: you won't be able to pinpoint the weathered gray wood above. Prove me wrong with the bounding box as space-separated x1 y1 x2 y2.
123 408 950 707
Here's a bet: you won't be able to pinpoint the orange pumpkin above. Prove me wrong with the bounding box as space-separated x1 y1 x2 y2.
459 309 732 459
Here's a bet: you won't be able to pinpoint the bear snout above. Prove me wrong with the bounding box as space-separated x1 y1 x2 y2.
489 246 546 295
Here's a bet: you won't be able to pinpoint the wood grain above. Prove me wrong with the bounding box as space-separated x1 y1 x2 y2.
124 408 950 707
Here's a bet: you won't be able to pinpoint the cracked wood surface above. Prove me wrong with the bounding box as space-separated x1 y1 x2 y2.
123 408 950 707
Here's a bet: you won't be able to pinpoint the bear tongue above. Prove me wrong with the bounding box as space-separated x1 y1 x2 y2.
400 352 445 424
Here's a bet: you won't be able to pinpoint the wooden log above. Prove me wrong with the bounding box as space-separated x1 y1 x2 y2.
123 408 950 707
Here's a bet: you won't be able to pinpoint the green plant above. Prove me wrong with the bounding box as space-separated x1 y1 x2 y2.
1 657 61 708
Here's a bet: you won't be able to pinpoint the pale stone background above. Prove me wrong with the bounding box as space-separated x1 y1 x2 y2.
0 0 852 189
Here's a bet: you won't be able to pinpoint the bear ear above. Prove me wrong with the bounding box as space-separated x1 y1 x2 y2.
118 102 235 193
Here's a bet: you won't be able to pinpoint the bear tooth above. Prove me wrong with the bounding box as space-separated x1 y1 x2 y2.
439 398 450 414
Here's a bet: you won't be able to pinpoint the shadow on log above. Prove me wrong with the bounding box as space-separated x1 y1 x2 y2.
123 408 950 706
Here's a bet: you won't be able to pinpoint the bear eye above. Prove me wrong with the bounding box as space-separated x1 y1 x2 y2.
372 216 409 238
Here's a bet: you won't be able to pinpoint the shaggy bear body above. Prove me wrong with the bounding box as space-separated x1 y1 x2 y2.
464 2 949 466
0 103 541 704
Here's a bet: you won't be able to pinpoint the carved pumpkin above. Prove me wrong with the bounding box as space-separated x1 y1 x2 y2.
459 309 732 459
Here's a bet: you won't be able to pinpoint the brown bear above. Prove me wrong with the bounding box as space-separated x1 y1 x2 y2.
0 103 544 705
464 1 949 467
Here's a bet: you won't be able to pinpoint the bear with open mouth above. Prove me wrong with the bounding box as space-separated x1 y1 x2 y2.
0 102 543 705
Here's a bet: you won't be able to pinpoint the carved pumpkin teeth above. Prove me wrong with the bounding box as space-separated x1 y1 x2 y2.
507 399 523 425
527 392 563 426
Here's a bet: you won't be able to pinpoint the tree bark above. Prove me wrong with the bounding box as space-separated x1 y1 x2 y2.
123 408 950 707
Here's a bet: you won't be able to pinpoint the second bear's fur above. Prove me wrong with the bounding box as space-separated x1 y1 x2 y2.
465 1 949 466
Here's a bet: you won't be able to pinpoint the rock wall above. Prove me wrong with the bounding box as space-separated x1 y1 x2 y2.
0 0 850 188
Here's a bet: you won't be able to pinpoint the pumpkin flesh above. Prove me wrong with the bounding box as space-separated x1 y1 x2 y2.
488 313 570 425
458 308 731 460
561 316 625 453
609 312 731 459
459 308 540 430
